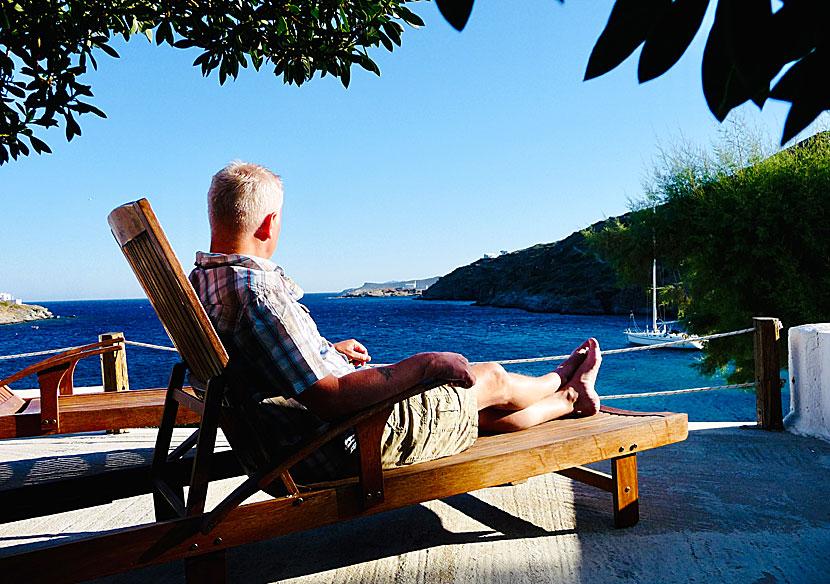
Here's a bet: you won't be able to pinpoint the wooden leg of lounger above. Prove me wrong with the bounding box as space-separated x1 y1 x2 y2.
611 453 639 528
153 363 188 520
185 550 227 584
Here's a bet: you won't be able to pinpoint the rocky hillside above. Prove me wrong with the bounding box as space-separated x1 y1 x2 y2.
421 217 643 315
0 302 54 325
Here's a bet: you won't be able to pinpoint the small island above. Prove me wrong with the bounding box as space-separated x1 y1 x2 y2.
0 300 54 325
339 277 440 298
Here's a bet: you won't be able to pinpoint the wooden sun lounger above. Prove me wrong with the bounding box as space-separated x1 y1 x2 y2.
0 199 688 583
0 340 199 439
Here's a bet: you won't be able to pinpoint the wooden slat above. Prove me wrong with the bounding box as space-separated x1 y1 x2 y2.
0 386 24 415
134 199 227 371
108 200 228 384
0 409 687 583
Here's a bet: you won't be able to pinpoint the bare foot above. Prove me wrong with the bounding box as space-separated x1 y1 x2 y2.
553 339 591 389
563 338 601 416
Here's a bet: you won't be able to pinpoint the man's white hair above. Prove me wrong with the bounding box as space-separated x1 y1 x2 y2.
208 161 283 236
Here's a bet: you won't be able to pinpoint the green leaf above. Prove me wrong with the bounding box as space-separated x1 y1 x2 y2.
585 0 670 81
639 0 709 83
157 21 173 45
701 0 766 121
382 21 402 46
96 43 120 59
73 101 107 118
435 0 474 32
378 32 393 52
396 6 425 28
771 51 830 144
29 135 51 154
173 39 199 49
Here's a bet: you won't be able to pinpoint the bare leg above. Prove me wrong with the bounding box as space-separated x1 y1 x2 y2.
477 338 602 433
475 339 590 411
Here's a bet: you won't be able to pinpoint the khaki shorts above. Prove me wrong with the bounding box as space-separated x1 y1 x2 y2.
379 384 479 467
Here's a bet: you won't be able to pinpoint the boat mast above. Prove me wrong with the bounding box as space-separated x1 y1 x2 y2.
652 258 658 333
651 204 658 334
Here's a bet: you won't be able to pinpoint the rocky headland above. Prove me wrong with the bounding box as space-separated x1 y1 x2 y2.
0 302 54 325
341 288 421 298
340 277 440 298
420 216 645 315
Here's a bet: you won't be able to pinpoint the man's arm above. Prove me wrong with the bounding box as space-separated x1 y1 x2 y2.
295 352 476 420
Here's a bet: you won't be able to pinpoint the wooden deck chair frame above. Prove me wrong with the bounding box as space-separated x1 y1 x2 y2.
0 339 200 439
0 198 688 584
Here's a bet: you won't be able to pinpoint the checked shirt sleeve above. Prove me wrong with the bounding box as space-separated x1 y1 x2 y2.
239 283 333 398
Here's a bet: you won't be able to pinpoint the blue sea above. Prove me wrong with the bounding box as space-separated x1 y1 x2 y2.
0 296 783 422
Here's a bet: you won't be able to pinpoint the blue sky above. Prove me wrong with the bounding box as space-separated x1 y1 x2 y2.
0 1 816 300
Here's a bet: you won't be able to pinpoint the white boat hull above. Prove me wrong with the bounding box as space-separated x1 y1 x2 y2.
626 331 704 350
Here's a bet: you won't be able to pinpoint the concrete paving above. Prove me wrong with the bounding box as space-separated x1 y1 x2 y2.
1 422 829 584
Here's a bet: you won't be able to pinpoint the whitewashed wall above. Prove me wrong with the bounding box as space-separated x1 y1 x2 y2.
786 323 830 441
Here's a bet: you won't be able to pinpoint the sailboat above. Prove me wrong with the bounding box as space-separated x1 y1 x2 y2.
624 259 704 350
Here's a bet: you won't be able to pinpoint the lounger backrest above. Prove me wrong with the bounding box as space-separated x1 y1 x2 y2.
107 199 228 383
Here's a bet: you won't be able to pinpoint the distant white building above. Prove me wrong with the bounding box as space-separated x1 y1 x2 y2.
0 292 23 304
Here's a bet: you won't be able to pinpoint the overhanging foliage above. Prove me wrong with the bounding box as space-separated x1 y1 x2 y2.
437 0 830 146
0 0 423 163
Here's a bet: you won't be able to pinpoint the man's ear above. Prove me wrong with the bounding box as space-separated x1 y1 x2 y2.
253 212 280 242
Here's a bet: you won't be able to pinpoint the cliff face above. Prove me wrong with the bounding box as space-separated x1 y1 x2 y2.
421 218 641 315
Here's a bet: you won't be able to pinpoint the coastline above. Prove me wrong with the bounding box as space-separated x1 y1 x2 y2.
0 302 54 325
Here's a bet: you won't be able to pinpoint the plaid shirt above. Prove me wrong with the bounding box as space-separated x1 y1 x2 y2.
190 252 354 401
189 252 356 481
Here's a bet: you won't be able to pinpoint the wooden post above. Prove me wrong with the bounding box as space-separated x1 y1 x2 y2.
753 317 783 430
100 332 129 434
611 454 639 528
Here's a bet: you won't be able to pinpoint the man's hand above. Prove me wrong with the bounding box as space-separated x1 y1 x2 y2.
426 352 476 389
334 339 371 366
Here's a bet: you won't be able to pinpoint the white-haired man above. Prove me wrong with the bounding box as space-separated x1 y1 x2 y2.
190 161 601 482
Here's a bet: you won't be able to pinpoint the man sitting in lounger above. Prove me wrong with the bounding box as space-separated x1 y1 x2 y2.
189 161 602 482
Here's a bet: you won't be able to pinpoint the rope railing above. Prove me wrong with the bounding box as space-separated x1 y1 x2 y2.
602 382 758 400
0 345 88 361
123 340 179 352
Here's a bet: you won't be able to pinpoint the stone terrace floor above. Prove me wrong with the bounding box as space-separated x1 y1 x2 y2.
1 422 829 584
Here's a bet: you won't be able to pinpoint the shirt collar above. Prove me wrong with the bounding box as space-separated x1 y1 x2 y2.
194 252 304 299
195 251 281 273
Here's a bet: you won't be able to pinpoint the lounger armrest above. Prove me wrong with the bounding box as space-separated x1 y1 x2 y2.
0 339 123 431
202 378 449 533
0 338 123 390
